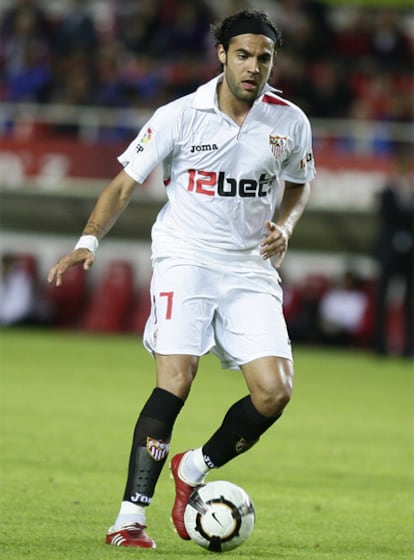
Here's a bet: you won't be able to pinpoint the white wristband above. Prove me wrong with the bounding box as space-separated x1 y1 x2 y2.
74 235 99 254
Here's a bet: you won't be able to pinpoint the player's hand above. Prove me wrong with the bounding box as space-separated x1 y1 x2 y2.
259 220 289 268
47 249 95 287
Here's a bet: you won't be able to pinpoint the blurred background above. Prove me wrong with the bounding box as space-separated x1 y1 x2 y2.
0 0 413 357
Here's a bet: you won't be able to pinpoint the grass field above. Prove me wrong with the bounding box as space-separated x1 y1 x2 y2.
0 328 413 560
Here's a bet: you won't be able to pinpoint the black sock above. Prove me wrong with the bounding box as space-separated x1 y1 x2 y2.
202 395 282 468
123 387 184 505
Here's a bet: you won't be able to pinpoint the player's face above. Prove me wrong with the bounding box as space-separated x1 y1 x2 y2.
218 34 275 103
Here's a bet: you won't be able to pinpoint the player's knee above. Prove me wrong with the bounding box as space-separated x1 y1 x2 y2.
274 359 294 412
243 357 293 417
273 381 292 411
259 382 292 417
252 372 293 417
155 354 199 400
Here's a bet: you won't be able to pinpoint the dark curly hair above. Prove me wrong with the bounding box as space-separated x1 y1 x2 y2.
211 9 283 52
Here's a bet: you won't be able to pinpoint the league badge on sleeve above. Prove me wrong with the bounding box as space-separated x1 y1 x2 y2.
140 127 153 144
136 127 153 153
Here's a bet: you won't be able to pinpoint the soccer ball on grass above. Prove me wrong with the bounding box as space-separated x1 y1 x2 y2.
183 480 255 552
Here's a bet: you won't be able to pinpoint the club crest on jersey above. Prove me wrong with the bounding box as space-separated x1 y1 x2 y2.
269 134 288 159
146 437 169 461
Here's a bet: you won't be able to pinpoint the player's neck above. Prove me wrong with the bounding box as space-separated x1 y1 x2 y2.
217 82 252 127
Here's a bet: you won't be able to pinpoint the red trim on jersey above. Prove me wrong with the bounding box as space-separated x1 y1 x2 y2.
262 94 289 106
164 178 171 186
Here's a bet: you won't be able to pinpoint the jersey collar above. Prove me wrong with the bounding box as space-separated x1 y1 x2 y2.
192 74 282 111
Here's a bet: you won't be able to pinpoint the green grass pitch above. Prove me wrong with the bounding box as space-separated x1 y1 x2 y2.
0 328 413 559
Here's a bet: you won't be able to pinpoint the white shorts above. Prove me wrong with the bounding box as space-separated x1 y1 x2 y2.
143 257 292 370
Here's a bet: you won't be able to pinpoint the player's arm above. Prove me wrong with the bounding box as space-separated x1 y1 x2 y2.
48 169 138 287
259 180 311 268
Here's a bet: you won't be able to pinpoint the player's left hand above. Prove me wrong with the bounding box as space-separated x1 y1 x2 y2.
259 220 289 268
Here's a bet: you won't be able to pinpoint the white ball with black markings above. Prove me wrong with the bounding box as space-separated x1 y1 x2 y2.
184 480 255 552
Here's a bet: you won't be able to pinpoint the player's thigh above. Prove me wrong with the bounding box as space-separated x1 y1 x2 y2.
145 259 217 355
217 289 292 365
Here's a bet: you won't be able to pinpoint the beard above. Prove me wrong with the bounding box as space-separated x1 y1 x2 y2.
224 69 263 103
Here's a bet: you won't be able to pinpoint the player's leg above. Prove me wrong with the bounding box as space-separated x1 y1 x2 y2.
242 355 293 417
373 263 391 354
108 259 216 547
200 281 293 466
106 354 198 548
171 277 293 539
402 261 414 357
176 357 292 476
202 356 293 467
170 357 292 539
122 354 198 508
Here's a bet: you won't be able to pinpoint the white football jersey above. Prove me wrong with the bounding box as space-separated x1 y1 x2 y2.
119 74 315 264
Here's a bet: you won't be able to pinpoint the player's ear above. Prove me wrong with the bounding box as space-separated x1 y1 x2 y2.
217 44 226 66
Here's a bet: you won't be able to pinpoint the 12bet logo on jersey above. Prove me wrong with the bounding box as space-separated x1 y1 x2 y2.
186 169 274 198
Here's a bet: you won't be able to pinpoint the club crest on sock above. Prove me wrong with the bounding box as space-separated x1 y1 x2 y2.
235 437 258 454
146 437 169 461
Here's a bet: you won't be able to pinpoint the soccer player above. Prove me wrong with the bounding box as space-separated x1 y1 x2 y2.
48 9 316 549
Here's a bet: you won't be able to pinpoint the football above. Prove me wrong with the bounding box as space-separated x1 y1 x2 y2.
183 480 256 552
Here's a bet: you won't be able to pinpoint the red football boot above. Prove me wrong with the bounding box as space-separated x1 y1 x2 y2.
105 522 156 548
170 451 199 540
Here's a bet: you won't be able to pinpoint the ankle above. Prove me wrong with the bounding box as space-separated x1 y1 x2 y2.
180 448 210 485
112 501 146 530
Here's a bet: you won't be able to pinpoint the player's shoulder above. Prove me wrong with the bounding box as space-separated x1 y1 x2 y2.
152 91 196 121
260 89 310 122
153 76 217 121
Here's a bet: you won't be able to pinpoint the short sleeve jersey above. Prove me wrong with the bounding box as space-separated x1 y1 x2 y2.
119 74 316 263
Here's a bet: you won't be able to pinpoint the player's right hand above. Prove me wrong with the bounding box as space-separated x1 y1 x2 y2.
47 249 95 287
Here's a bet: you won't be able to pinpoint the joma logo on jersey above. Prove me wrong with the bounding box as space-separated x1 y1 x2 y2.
190 143 218 153
187 169 273 197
